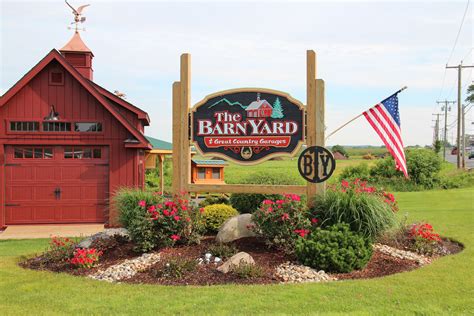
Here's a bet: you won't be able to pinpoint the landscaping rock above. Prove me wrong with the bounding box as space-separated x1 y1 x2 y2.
89 252 160 282
77 228 129 249
275 262 336 283
217 251 255 273
374 243 431 265
216 214 256 243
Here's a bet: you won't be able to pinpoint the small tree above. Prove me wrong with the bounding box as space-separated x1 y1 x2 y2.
331 145 349 158
466 84 474 103
433 140 442 154
271 97 284 119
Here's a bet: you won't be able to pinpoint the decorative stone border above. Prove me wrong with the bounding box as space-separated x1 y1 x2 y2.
275 262 336 283
89 253 161 282
374 243 431 265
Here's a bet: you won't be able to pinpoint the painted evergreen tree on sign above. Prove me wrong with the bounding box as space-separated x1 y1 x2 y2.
271 97 284 118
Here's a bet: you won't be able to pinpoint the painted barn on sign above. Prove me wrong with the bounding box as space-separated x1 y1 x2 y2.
0 32 151 228
245 93 273 118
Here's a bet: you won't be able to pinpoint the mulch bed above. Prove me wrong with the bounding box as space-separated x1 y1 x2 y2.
20 235 464 286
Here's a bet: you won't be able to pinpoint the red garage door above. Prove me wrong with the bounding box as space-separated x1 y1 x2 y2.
5 146 108 224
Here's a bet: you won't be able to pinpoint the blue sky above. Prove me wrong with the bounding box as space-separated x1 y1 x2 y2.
1 0 472 145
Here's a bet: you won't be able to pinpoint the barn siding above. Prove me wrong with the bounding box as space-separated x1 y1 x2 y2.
0 60 145 226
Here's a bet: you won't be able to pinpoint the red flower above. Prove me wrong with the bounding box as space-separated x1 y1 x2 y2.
173 215 181 221
147 205 156 212
311 218 319 224
199 207 205 213
170 234 181 241
138 200 146 207
262 199 274 205
341 180 349 188
294 229 310 238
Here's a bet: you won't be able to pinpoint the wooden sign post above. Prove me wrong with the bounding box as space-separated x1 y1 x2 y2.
172 50 326 204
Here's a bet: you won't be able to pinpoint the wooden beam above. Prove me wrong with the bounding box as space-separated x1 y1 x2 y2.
179 53 191 193
315 79 326 195
306 50 318 202
172 81 181 194
159 154 165 195
188 184 306 195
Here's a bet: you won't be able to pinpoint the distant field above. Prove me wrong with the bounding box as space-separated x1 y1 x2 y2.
223 158 375 184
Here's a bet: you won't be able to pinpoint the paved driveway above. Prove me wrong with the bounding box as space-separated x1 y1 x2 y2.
0 224 104 240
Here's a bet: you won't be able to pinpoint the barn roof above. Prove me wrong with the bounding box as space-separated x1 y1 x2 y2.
192 159 228 166
146 136 172 151
246 99 272 110
0 49 151 149
60 31 93 54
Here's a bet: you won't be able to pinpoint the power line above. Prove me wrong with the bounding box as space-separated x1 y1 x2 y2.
446 0 471 65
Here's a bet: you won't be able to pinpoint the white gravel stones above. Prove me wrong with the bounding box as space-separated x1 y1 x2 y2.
89 252 161 282
275 262 336 283
374 243 431 265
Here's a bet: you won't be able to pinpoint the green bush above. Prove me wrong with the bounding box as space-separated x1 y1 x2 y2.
251 194 311 254
202 204 239 232
153 257 197 279
114 187 163 229
371 149 442 188
230 171 299 213
338 163 371 182
199 194 230 208
311 180 398 240
295 223 373 273
331 145 349 158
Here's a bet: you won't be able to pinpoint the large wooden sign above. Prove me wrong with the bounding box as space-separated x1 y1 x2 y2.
191 89 305 164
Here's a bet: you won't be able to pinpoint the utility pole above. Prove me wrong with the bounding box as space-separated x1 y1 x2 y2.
462 104 468 169
446 63 474 168
437 100 455 161
432 113 440 143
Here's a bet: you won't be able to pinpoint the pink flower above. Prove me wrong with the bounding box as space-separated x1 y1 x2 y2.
147 205 156 212
170 234 181 241
163 209 170 216
262 199 274 205
173 215 181 221
311 218 319 224
276 200 285 205
281 213 289 221
138 200 146 208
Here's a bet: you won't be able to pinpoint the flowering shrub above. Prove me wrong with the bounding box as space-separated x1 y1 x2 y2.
250 194 311 254
70 248 102 269
311 179 398 240
124 193 204 252
408 222 442 255
295 223 373 273
44 236 76 262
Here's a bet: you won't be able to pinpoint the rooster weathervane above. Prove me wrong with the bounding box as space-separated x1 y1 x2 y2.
65 0 90 32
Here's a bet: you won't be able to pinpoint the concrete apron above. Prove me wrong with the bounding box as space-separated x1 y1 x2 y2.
0 224 104 240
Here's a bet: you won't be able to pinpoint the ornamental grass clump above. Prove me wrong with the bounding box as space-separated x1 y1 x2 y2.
250 194 311 254
311 179 398 240
295 223 373 273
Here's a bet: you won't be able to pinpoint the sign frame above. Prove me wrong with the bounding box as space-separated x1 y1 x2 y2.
190 88 306 165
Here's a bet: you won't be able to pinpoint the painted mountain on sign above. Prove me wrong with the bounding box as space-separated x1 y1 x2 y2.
208 98 247 109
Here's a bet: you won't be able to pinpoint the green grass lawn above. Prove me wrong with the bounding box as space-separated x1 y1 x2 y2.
1 188 473 315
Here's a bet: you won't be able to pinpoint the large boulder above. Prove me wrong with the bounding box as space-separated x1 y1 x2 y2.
217 252 255 273
216 214 256 243
77 228 129 248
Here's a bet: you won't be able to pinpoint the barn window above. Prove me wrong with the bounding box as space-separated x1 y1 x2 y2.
49 69 64 85
64 147 102 159
10 121 39 132
74 122 102 132
197 167 206 179
211 168 220 179
43 122 71 132
13 147 53 159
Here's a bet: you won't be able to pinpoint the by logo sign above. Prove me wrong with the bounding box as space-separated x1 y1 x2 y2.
298 146 336 183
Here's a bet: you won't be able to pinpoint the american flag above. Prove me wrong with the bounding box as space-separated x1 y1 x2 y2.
363 93 408 178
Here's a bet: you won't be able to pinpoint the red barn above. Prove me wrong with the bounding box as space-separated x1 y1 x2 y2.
0 32 151 228
245 94 273 118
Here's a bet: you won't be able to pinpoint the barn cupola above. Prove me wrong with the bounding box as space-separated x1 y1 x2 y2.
59 31 94 80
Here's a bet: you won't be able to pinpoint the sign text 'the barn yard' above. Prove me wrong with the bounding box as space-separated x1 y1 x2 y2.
191 89 305 164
